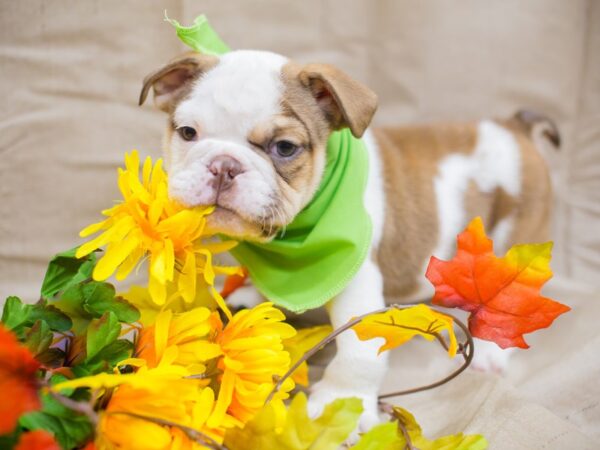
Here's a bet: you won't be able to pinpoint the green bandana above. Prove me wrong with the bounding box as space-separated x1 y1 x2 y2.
169 16 372 312
230 130 372 312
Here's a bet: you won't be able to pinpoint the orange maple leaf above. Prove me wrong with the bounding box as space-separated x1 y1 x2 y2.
425 217 570 349
15 430 60 450
0 324 42 434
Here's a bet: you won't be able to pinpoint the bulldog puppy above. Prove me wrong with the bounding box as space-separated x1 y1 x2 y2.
139 50 558 430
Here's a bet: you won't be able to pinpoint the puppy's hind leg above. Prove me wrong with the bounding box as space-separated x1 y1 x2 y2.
308 257 388 437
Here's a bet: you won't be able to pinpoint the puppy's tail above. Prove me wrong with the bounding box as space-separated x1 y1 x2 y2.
512 109 561 149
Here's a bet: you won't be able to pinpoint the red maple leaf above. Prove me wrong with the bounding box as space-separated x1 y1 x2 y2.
15 430 60 450
0 324 42 434
426 217 570 349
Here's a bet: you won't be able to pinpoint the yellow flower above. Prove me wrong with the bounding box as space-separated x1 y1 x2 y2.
207 303 297 428
75 151 239 318
53 366 233 449
96 384 225 450
121 283 216 326
136 307 222 369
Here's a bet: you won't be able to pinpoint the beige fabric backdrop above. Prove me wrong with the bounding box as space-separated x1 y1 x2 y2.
1 1 598 448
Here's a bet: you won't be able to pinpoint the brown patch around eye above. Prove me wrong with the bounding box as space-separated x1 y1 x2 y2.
247 124 271 152
273 148 312 189
248 117 310 150
247 116 312 187
272 121 311 150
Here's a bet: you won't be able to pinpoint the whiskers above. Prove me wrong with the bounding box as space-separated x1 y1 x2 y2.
258 203 288 239
274 205 287 238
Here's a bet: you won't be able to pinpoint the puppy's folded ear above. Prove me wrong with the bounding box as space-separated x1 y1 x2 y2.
139 52 218 112
298 64 377 138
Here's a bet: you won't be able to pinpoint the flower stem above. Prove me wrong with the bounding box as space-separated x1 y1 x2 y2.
265 303 473 404
49 391 99 425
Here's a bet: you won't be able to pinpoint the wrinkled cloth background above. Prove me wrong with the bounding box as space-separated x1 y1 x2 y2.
0 1 598 448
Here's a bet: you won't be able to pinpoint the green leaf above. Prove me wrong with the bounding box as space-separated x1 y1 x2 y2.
2 296 72 335
19 411 63 440
24 320 68 368
36 348 66 369
71 365 92 378
83 339 134 373
54 284 94 334
372 407 489 450
82 281 140 323
0 430 20 449
41 247 96 299
49 373 74 396
86 311 120 360
22 320 65 368
1 296 32 331
224 393 363 450
19 393 93 449
353 422 400 450
423 433 489 450
54 281 139 334
24 320 53 356
165 14 230 55
312 396 365 449
29 302 72 332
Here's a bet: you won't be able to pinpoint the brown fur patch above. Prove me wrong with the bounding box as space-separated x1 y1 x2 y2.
374 117 552 300
278 63 333 210
510 109 561 148
495 119 553 244
247 114 315 198
374 123 477 298
139 52 219 113
297 63 377 138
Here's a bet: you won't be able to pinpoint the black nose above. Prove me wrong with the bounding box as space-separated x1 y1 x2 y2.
208 156 243 193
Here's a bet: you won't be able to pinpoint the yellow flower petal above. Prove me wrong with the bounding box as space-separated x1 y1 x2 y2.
179 251 197 303
115 246 144 281
214 265 245 276
193 387 215 427
210 287 232 320
154 309 173 363
200 240 238 254
197 249 215 285
100 413 173 450
148 274 167 305
164 239 175 282
148 184 166 226
79 219 109 238
142 155 153 186
207 369 236 429
79 215 135 259
93 234 141 280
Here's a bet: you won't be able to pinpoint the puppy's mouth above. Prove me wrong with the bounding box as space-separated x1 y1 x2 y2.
205 204 281 242
212 204 237 216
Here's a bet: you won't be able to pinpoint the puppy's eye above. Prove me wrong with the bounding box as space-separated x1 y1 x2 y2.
272 140 300 158
177 126 197 141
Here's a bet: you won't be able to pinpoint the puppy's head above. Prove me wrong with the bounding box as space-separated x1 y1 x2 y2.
140 50 377 241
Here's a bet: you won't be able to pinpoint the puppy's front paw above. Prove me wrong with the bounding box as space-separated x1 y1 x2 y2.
471 338 514 373
308 380 381 444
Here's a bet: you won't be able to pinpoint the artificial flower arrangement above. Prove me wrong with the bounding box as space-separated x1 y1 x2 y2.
0 16 570 450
